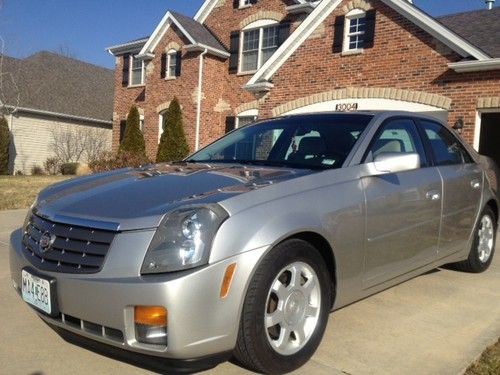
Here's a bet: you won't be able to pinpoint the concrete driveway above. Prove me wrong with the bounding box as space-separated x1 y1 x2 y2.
1 209 499 375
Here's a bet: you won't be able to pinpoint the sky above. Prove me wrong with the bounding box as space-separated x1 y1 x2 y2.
0 0 498 70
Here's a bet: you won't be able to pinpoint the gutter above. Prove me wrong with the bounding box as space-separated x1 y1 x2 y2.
195 49 208 151
106 38 149 56
184 44 230 59
448 58 500 73
5 106 113 126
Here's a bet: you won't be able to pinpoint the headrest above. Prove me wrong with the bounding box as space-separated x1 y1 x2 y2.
297 137 326 155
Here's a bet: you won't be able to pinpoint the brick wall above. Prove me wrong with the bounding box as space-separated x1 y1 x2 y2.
258 0 500 144
112 0 500 157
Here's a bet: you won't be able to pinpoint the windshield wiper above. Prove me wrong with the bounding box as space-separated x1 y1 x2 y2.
184 159 328 170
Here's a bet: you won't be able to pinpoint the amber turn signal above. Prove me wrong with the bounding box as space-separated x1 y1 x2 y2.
220 263 237 299
134 306 168 326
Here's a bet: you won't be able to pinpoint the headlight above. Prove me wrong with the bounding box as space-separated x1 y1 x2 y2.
23 198 38 233
141 205 229 274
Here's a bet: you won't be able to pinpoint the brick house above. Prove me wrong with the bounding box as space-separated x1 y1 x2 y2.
107 0 500 168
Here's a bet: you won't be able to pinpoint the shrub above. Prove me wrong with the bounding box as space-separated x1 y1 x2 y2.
60 162 79 175
44 157 60 175
156 97 190 162
119 106 146 157
76 163 91 176
0 116 10 175
30 165 45 176
89 151 151 174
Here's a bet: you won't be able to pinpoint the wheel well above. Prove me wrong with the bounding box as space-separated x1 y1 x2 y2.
486 199 498 223
290 232 337 308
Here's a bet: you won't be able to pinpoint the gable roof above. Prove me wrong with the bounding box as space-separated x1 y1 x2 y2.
1 52 114 123
138 11 229 58
246 0 492 89
438 7 500 58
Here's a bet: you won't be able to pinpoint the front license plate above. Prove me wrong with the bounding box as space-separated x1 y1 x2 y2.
22 269 53 315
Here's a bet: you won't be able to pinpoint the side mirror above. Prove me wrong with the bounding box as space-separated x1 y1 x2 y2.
371 153 421 174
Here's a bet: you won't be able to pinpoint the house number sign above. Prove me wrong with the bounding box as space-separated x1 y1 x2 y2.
336 103 359 112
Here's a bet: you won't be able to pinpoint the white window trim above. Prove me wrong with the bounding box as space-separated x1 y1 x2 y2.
239 0 253 9
129 55 145 87
343 9 366 54
236 109 259 128
159 111 166 142
165 49 179 80
239 20 279 75
139 115 145 132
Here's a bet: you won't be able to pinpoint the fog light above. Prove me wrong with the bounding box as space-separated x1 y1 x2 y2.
134 306 168 346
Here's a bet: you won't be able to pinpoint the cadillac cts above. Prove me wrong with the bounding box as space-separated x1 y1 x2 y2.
10 112 497 374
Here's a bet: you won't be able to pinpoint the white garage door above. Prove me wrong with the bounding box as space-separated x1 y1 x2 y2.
282 98 449 123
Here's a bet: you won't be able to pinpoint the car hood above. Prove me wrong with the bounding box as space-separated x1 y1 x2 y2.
34 163 314 231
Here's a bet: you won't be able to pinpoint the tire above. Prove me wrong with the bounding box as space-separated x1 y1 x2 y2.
234 239 332 374
452 206 497 273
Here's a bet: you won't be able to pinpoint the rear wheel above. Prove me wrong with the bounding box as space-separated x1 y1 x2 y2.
234 239 331 374
452 206 496 273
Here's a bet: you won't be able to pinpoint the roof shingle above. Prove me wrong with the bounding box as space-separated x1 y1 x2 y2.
170 11 227 53
1 52 114 122
438 7 500 58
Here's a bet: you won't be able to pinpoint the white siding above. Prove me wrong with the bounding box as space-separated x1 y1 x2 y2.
10 113 112 174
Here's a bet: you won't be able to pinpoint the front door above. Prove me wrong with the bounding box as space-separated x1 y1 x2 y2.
362 118 442 289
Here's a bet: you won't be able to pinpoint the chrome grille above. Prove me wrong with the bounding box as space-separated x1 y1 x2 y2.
22 213 116 274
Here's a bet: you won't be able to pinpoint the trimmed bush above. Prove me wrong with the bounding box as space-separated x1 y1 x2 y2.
119 106 146 157
60 162 79 175
156 97 190 162
0 116 10 175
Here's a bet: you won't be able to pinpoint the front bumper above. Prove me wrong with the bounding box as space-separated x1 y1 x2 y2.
9 228 267 361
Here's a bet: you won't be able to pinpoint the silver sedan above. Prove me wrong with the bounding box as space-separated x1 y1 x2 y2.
9 112 497 374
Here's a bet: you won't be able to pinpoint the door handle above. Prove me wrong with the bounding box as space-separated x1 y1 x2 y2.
470 179 481 190
426 190 441 201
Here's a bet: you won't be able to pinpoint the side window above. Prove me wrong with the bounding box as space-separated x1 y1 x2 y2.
420 120 473 166
365 118 427 167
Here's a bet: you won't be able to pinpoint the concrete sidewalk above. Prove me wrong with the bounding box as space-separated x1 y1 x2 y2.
0 209 499 374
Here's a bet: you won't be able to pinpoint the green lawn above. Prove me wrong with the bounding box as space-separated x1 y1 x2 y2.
0 176 70 210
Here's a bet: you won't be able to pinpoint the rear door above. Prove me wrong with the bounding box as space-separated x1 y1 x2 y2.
419 119 483 260
361 118 442 288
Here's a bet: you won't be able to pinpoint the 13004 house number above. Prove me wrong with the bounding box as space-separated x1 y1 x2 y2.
336 103 359 112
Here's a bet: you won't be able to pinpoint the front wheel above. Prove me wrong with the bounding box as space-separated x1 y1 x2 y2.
452 206 497 273
234 239 332 374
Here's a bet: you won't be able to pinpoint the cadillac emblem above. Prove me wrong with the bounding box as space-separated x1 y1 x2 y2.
39 232 56 254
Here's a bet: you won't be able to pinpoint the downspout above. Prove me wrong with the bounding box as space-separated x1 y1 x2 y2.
195 49 208 151
8 113 14 175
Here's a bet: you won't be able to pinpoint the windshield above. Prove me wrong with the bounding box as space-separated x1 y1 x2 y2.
188 114 373 170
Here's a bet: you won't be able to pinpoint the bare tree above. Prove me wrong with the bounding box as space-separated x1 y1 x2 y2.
51 127 86 163
81 127 110 163
0 36 21 116
53 45 77 59
0 1 20 116
50 126 110 164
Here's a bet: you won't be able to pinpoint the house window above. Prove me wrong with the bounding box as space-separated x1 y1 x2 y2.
239 0 252 7
241 23 279 73
168 51 178 78
130 55 144 86
345 10 366 51
237 115 257 128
